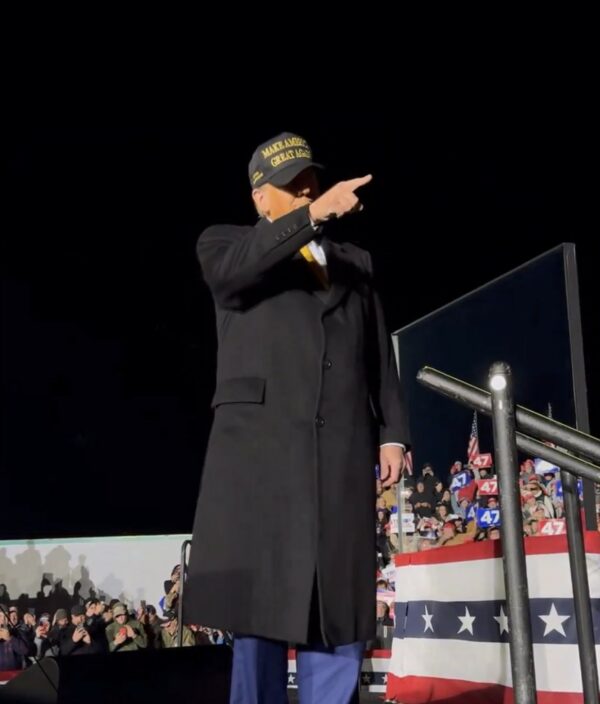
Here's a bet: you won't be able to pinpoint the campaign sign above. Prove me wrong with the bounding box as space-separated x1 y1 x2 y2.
477 507 501 528
450 471 471 493
401 513 416 533
555 479 583 499
534 458 560 474
538 518 566 536
472 453 493 468
476 479 498 496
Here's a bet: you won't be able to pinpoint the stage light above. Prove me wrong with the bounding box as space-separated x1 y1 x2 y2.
490 374 507 391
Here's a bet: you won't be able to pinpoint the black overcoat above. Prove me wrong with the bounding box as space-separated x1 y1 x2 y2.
185 205 410 646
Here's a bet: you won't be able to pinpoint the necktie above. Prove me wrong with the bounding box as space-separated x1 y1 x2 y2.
299 244 329 289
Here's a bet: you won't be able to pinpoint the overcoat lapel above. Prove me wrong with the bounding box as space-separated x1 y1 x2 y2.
320 240 355 312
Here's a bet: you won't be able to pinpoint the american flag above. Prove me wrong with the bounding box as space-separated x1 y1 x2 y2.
467 412 480 464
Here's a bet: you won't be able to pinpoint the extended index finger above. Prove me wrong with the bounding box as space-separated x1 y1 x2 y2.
345 174 373 192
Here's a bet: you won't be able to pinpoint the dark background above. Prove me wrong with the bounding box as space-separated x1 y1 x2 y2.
395 244 584 476
3 122 597 539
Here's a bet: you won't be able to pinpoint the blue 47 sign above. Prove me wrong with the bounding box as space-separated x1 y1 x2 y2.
450 471 471 493
555 479 583 499
477 507 501 528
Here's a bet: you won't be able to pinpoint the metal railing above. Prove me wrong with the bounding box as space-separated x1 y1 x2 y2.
176 539 192 648
418 364 600 704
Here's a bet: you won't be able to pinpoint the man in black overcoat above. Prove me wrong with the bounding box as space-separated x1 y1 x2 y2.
185 132 410 703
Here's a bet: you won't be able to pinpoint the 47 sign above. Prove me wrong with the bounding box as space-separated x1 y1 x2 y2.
477 508 501 528
476 479 498 495
538 519 566 536
472 453 493 468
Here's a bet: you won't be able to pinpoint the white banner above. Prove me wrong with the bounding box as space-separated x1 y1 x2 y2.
0 534 191 613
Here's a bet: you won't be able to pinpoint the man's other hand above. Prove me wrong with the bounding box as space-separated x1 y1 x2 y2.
380 445 405 488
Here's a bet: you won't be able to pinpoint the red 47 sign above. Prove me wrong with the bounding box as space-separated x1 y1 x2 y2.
476 479 498 495
472 453 493 468
538 519 566 536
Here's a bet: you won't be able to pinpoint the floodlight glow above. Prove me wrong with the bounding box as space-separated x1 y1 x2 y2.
490 374 507 391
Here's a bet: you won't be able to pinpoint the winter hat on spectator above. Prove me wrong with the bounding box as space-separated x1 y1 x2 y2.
71 604 85 617
55 609 68 621
112 603 128 617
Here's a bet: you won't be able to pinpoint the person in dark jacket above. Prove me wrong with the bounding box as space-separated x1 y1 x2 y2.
59 605 105 656
185 132 410 703
0 609 28 671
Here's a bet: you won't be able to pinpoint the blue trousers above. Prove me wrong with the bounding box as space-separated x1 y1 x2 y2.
229 635 363 704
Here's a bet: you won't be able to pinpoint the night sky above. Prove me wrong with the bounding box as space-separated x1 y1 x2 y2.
4 122 597 539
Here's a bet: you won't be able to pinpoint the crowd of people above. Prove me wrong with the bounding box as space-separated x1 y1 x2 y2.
0 564 232 672
374 455 598 561
2 456 598 671
371 453 600 645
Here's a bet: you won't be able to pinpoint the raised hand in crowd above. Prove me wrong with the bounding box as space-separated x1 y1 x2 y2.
72 625 88 643
114 630 128 646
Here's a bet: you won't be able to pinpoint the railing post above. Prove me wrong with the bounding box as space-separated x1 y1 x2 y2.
177 539 192 648
489 362 537 704
418 365 600 702
560 470 599 703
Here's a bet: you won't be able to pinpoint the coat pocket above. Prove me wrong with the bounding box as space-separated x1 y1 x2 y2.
211 377 266 408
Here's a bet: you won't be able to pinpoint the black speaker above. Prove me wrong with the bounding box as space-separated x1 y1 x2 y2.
0 645 232 703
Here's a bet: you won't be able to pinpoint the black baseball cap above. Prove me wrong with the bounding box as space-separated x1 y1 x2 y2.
248 132 323 188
